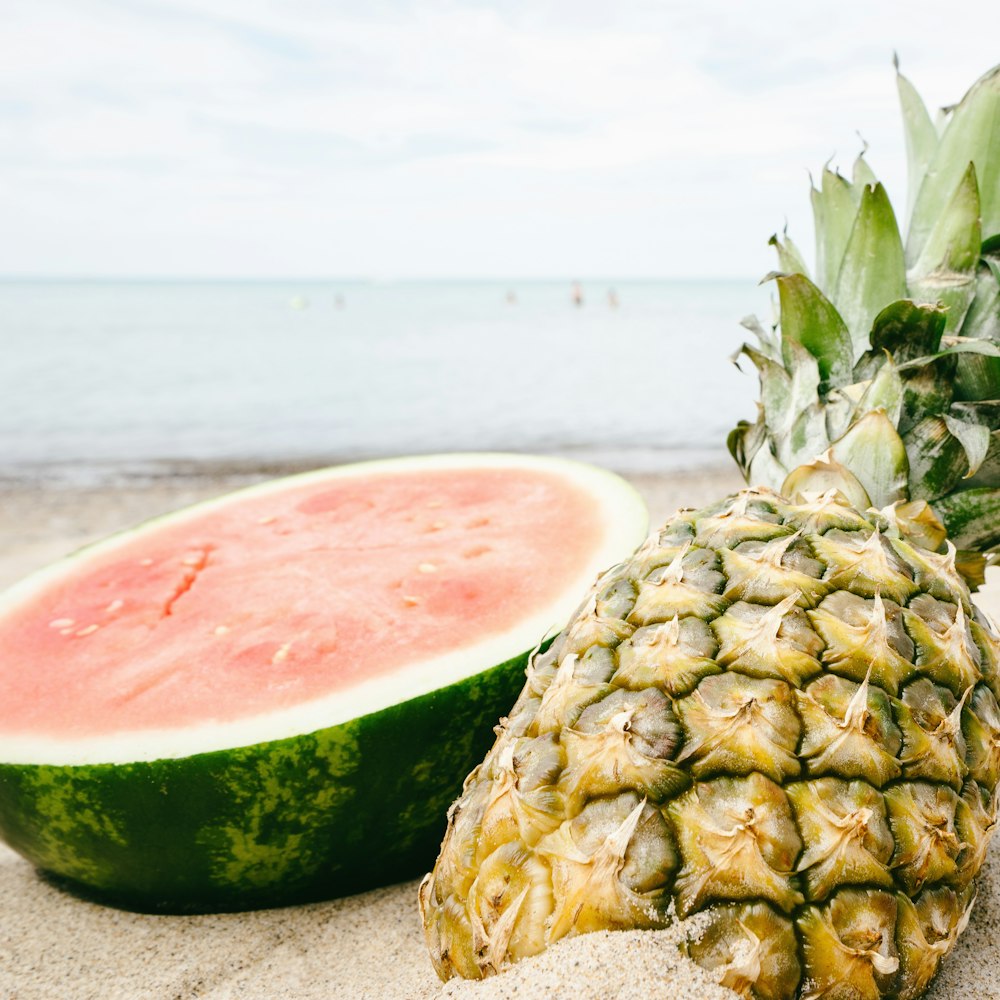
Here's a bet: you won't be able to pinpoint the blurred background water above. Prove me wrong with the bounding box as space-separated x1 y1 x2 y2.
1 279 769 484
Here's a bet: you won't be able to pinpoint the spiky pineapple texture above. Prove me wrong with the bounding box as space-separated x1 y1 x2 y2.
730 65 1000 566
420 490 1000 999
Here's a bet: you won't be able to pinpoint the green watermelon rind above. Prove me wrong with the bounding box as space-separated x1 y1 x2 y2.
0 453 646 911
0 641 539 913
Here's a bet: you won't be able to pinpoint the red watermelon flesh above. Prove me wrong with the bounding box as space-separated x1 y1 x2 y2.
0 464 611 743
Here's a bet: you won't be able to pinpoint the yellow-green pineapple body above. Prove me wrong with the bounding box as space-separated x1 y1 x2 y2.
420 489 1000 999
422 59 1000 1000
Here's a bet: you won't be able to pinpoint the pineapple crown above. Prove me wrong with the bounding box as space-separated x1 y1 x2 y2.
730 61 1000 575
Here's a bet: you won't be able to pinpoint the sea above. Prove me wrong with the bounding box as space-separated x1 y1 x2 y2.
0 279 770 485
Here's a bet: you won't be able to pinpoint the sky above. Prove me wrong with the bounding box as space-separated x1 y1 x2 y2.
2 0 999 279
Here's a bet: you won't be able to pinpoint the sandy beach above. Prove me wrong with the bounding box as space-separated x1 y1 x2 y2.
3 463 1000 1000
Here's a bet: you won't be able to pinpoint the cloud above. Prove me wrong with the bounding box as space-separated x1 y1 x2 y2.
1 0 998 276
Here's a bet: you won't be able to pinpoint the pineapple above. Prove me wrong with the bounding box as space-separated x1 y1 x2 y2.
419 63 1000 1000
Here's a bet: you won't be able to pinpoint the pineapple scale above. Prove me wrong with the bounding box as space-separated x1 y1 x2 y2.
419 488 1000 1000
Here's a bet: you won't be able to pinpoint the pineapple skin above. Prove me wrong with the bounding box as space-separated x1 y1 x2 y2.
419 489 1000 1000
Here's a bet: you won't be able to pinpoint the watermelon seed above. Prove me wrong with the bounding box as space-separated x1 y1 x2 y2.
214 625 230 635
272 642 292 663
49 618 75 629
403 595 421 606
140 558 154 566
418 563 438 573
467 517 490 528
76 624 100 637
257 515 277 525
463 546 491 559
105 600 124 613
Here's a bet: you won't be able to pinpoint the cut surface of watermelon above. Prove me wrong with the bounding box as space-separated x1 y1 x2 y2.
0 453 646 910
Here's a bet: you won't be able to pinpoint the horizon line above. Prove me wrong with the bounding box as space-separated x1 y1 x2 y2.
0 273 761 284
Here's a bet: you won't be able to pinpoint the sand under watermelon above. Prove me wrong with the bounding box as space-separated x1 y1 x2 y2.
3 462 1000 1000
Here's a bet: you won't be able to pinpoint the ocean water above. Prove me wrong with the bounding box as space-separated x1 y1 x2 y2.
1 279 769 483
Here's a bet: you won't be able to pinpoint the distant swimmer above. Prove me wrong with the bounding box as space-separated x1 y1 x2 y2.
335 294 345 309
571 282 584 307
505 289 517 305
608 288 619 309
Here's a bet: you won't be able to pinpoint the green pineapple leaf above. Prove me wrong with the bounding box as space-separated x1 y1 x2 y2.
933 486 1000 550
774 272 853 391
958 260 1000 344
894 343 1000 431
833 182 907 354
952 400 1000 425
933 338 1000 358
824 386 859 443
828 408 909 508
894 341 1000 438
870 300 946 361
740 314 781 360
907 65 1000 266
852 151 879 193
741 345 795 438
896 60 939 225
909 163 982 333
964 431 1000 488
747 431 789 488
787 401 831 469
904 416 973 501
891 339 1000 370
811 167 858 294
943 412 991 478
781 453 872 508
856 357 904 426
989 253 1000 286
954 349 1000 401
769 232 809 278
732 60 1000 559
951 404 1000 489
852 300 946 384
727 419 754 472
785 338 822 418
897 354 955 432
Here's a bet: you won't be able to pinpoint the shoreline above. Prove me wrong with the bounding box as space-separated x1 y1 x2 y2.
0 450 736 481
0 446 735 488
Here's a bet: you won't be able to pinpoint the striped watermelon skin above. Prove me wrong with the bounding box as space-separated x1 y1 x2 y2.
0 454 646 912
0 645 534 912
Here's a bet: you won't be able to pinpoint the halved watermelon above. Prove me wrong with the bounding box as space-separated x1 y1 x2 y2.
0 453 645 912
